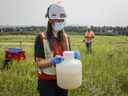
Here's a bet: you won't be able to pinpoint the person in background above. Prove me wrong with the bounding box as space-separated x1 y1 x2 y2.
84 28 95 53
34 3 80 96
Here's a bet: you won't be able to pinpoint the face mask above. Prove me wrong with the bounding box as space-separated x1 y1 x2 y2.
52 22 65 31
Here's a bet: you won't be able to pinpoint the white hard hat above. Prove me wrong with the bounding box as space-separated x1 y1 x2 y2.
45 4 66 19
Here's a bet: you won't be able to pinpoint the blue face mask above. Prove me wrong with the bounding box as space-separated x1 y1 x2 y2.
52 22 65 31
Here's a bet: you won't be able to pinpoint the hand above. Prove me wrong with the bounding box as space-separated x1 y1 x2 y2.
50 55 64 65
74 51 80 60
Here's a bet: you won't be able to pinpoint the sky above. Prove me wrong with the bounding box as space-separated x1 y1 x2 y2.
0 0 128 26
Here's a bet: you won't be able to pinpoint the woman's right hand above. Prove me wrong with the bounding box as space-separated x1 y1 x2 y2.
50 55 64 65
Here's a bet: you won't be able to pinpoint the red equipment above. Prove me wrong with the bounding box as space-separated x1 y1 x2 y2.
5 48 26 61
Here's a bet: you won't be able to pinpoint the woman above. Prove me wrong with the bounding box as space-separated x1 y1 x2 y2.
34 4 71 96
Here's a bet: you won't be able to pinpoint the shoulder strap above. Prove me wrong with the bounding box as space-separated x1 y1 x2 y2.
63 32 71 51
68 36 71 51
38 32 52 59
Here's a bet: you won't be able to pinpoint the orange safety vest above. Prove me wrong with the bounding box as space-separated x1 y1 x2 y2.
84 31 94 42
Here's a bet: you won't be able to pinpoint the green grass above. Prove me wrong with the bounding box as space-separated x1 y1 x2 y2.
0 34 128 96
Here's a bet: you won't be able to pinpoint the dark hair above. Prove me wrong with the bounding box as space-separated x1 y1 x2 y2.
46 20 53 39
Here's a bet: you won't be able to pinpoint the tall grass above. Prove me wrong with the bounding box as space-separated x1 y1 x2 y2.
0 35 128 96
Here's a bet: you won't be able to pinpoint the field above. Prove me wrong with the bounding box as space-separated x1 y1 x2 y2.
0 34 128 96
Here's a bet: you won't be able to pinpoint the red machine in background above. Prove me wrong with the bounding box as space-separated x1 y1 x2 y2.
5 48 26 62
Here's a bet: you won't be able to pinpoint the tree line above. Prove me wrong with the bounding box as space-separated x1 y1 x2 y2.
0 25 128 35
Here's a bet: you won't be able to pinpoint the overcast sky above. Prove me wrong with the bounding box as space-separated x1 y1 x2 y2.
0 0 128 26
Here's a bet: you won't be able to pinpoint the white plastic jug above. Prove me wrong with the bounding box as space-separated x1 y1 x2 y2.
56 51 82 89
